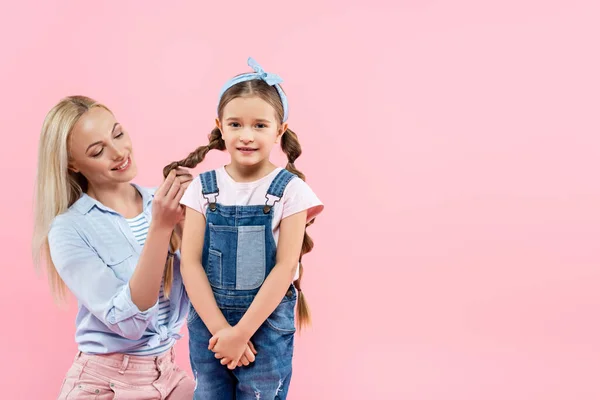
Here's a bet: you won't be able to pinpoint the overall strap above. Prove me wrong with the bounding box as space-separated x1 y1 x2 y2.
263 169 297 214
199 170 219 211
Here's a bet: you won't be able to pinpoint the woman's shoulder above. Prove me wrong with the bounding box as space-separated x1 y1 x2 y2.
48 208 86 247
132 183 158 197
51 203 85 228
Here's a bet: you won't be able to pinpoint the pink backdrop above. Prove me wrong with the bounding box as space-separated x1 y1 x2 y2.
2 1 599 399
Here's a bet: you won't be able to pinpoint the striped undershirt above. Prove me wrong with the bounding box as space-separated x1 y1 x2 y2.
125 212 174 355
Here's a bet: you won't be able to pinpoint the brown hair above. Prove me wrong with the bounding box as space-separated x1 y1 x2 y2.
163 79 315 329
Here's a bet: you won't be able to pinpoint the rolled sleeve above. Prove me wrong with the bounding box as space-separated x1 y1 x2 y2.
48 218 158 340
108 284 159 325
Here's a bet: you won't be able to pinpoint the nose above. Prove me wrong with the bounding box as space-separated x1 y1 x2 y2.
239 128 254 144
111 144 126 160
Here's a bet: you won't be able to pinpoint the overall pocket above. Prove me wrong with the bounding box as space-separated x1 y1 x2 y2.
205 248 223 288
235 225 266 290
208 224 266 290
265 289 297 334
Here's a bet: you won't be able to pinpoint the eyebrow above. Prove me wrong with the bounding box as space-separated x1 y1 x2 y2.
224 118 272 123
85 123 119 152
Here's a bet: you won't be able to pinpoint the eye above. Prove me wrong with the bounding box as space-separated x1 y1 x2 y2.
256 123 267 129
115 131 124 138
229 122 241 128
91 148 104 158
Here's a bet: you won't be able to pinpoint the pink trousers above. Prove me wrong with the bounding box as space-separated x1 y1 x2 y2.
57 347 195 399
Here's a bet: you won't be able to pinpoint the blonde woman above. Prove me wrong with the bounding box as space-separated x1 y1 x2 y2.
32 96 197 399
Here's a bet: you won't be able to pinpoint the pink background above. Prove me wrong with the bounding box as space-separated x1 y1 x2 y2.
1 1 599 398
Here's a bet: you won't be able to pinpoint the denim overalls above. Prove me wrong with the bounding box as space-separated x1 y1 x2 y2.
188 169 298 400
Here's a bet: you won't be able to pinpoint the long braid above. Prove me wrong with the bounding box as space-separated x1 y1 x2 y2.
161 127 225 297
281 128 314 330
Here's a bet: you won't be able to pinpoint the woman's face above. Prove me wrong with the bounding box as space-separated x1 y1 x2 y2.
68 107 137 190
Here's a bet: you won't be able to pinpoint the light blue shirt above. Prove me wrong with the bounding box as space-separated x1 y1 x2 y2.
48 184 190 355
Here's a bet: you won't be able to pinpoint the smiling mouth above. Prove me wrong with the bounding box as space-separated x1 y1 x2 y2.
238 147 258 152
112 157 130 171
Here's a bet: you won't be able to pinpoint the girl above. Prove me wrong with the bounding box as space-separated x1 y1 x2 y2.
33 96 196 399
164 58 324 399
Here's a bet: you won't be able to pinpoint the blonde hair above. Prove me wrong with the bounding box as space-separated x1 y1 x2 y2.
32 95 174 301
164 80 316 330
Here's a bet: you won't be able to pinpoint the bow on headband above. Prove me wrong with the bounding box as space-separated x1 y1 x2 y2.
217 57 289 122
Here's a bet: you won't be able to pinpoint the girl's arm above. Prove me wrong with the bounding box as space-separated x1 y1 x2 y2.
180 206 230 334
208 210 307 368
236 210 307 338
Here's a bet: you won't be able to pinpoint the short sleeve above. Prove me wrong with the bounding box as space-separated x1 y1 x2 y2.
180 176 206 215
282 178 324 223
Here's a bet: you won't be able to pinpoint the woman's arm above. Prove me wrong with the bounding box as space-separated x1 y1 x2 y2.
49 221 160 340
128 169 189 310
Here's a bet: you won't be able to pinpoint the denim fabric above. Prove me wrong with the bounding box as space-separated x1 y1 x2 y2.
189 169 298 400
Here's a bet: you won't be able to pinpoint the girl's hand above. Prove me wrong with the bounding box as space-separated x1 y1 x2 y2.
220 342 257 368
208 326 254 370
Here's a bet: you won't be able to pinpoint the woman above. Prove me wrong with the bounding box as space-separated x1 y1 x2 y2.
32 95 195 399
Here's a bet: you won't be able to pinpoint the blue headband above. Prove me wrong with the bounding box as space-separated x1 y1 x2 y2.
218 57 289 122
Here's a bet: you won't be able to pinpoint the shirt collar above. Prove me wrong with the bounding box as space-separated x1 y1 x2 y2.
71 183 154 215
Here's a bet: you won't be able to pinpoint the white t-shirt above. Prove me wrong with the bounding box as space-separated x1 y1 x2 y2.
180 167 324 279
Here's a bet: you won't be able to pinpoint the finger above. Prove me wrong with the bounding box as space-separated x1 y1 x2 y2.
156 170 176 197
175 170 193 181
208 336 218 351
165 177 181 200
248 341 257 355
175 167 191 176
181 179 192 191
240 355 250 366
228 360 237 370
175 206 185 223
220 357 230 366
245 346 255 363
175 183 186 203
213 353 223 359
175 174 193 186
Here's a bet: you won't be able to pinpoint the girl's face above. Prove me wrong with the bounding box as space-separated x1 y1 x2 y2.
68 107 137 190
217 96 287 169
